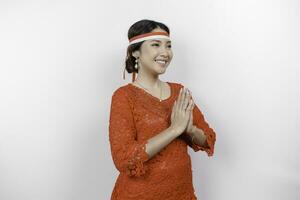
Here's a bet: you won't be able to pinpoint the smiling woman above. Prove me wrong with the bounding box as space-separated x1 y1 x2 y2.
109 19 216 200
123 20 173 82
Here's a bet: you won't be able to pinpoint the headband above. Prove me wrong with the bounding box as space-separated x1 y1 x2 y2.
128 31 170 45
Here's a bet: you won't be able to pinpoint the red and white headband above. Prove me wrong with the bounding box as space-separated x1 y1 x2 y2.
128 31 170 45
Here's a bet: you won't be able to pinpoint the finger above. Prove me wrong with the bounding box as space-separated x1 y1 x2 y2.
182 88 190 110
188 88 192 97
187 89 191 99
190 97 195 111
178 87 185 110
186 88 192 102
172 100 177 119
171 101 175 120
174 97 180 114
187 108 193 126
185 99 193 114
180 87 188 110
188 94 195 109
175 88 182 112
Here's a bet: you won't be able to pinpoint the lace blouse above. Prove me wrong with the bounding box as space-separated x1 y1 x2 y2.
109 81 216 200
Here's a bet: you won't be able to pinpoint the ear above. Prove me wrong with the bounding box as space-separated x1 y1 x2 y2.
132 50 140 59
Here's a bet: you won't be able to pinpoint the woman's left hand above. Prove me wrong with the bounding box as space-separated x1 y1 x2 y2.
185 97 196 134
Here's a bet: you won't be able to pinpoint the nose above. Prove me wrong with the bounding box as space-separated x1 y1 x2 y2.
159 47 170 57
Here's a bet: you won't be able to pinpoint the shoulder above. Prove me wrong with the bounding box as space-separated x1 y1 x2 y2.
111 84 131 99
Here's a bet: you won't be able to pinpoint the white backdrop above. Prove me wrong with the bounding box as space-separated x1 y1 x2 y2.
0 0 299 200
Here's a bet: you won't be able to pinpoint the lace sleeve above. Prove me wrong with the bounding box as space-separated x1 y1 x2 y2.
189 102 216 156
109 88 150 177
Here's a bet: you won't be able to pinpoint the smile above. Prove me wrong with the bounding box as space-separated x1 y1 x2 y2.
155 59 168 65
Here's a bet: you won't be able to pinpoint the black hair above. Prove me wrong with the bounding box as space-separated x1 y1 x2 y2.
125 19 170 74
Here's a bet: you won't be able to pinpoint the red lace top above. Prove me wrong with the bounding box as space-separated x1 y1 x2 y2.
109 82 216 200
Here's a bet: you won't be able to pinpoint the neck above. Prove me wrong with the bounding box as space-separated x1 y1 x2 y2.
135 71 162 88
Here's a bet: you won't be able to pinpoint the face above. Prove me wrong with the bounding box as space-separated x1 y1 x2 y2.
133 28 173 75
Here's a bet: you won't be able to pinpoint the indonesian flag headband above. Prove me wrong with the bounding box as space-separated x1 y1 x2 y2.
128 31 170 45
123 31 171 82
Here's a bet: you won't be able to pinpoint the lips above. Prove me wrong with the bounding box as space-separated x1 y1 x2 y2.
155 59 168 65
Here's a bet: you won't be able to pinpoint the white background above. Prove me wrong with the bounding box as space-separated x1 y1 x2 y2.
0 0 299 200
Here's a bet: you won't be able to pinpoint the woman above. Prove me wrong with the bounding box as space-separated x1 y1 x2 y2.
109 19 216 200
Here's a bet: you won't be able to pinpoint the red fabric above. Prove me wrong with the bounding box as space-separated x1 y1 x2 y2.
129 31 169 42
109 82 216 200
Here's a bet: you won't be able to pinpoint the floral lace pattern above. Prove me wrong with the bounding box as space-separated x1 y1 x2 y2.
109 82 216 200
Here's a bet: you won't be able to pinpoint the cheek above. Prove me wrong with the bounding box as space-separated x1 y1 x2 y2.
142 50 156 60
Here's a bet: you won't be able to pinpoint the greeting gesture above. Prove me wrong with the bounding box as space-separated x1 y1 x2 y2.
170 87 195 135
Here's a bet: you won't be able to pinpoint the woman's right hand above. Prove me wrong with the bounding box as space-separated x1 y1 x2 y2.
170 87 194 136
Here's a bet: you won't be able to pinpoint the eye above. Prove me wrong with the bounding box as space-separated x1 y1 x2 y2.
152 43 159 46
168 45 172 48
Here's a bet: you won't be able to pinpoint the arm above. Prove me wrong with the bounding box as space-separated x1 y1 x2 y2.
145 126 181 159
109 88 181 177
182 97 216 156
186 125 209 148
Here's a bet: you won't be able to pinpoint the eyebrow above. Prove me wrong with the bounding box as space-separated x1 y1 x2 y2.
150 39 171 43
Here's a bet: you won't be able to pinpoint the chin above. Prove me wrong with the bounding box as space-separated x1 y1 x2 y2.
157 67 168 75
155 63 169 70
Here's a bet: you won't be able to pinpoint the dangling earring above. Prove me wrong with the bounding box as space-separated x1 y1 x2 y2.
132 58 138 82
134 58 138 70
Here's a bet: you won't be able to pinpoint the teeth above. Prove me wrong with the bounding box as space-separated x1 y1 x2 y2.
155 60 167 64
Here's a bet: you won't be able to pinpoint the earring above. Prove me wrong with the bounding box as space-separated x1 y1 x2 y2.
134 58 139 70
